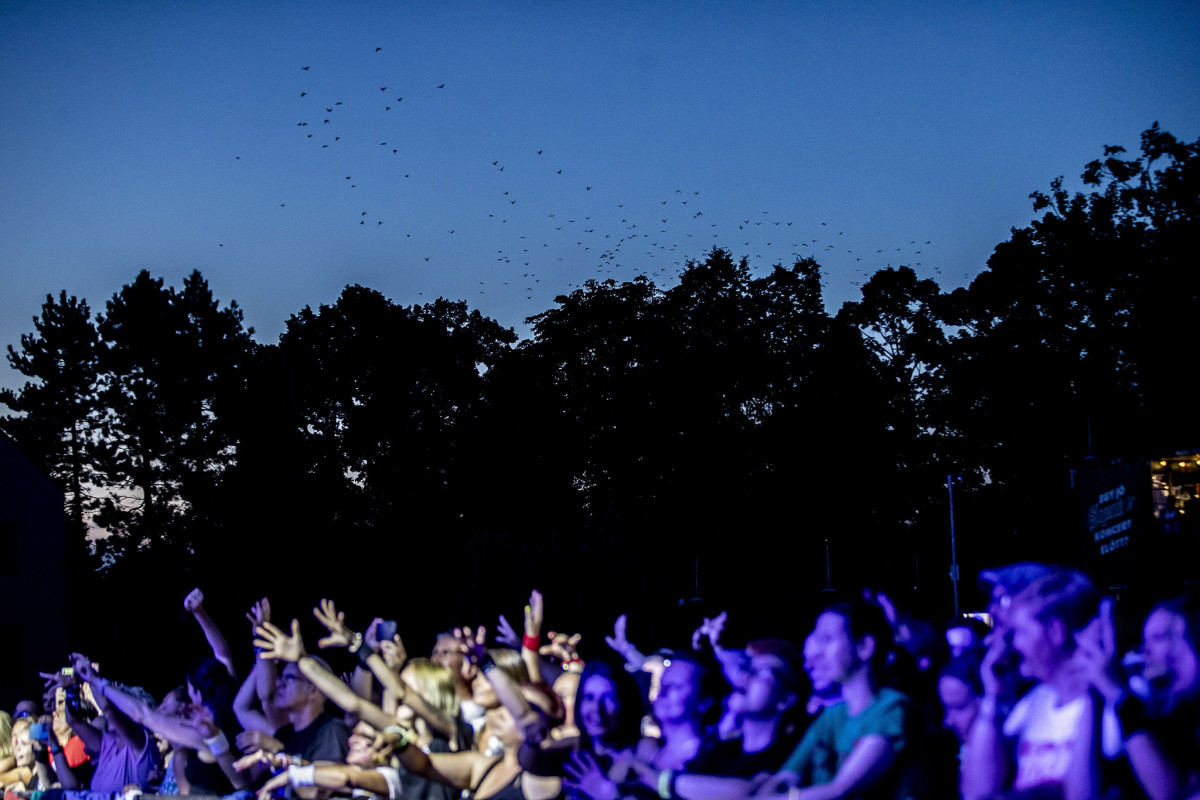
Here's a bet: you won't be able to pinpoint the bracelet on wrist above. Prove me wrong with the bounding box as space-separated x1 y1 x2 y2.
203 730 230 757
288 764 316 787
522 633 540 651
382 726 411 750
478 653 497 673
347 631 364 654
657 769 675 800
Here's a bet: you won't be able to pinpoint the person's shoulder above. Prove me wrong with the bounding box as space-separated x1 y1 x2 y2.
315 713 351 738
1002 682 1051 737
872 687 910 712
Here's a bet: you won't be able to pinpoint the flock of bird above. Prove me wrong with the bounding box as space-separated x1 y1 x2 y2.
226 47 942 307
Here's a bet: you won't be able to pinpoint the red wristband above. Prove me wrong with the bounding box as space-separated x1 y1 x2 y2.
522 633 540 651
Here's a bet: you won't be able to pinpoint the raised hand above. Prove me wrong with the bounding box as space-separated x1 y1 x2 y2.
1073 598 1122 701
564 750 619 800
979 630 1007 699
363 617 386 652
604 614 645 669
454 625 488 663
184 587 206 613
254 620 307 663
380 635 407 672
692 611 728 651
68 653 100 684
525 589 544 639
313 598 354 649
246 597 271 631
52 688 71 743
39 668 77 690
496 614 521 649
541 631 583 663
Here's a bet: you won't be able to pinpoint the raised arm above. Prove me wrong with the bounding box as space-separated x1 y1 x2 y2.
234 663 280 736
93 676 208 751
181 702 249 790
960 635 1009 798
185 587 237 678
605 614 647 672
246 597 288 731
456 627 544 739
365 632 457 741
69 653 149 753
254 618 396 732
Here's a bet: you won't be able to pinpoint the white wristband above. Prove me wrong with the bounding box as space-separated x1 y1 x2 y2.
288 764 316 787
203 730 230 756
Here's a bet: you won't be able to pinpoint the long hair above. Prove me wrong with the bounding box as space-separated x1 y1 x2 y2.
186 656 237 733
823 599 895 683
575 659 645 750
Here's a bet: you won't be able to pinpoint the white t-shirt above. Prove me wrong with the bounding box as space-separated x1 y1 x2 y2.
1003 683 1121 791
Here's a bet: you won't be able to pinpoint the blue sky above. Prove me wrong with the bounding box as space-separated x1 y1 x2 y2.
3 1 1198 394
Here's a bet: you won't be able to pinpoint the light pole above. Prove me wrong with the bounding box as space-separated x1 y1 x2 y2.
823 537 834 592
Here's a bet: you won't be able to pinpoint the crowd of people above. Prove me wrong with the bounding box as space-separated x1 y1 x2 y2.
2 565 1197 800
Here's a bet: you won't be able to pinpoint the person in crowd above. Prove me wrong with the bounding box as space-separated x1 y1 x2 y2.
962 568 1120 798
943 618 990 661
255 619 561 800
935 653 984 799
253 718 406 800
764 599 921 800
1069 590 1200 800
517 658 645 785
185 587 238 679
33 682 92 788
63 653 161 793
0 716 52 790
433 629 488 736
92 660 245 794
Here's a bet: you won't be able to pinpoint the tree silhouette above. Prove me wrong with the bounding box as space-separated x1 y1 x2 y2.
1 291 103 571
93 270 256 564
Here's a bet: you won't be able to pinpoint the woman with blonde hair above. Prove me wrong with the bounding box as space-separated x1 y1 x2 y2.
1 716 53 790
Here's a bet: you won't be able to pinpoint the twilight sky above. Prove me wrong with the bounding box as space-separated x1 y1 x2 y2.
3 1 1198 395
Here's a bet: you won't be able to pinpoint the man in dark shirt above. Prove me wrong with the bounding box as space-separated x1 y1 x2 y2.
272 658 350 765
